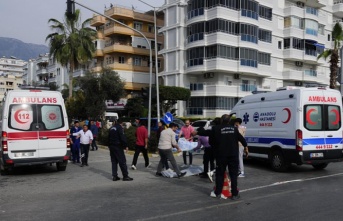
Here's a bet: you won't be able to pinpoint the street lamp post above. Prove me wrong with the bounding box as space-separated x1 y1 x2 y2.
73 1 153 137
138 0 161 123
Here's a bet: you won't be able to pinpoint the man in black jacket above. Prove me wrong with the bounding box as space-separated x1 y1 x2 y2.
194 114 248 200
108 119 133 181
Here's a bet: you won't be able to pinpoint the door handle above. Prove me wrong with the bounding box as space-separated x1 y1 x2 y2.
327 135 333 137
39 137 49 140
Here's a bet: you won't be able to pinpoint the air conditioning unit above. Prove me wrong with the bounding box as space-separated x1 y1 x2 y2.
234 74 240 79
208 72 214 78
295 61 303 67
295 81 303 86
296 1 305 8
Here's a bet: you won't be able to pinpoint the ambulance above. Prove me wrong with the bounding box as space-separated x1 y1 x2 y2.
230 86 343 171
0 89 70 175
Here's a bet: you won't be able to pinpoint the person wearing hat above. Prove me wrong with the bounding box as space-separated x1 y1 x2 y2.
70 120 82 164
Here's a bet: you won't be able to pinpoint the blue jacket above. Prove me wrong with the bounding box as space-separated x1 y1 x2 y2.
70 126 82 144
91 124 99 137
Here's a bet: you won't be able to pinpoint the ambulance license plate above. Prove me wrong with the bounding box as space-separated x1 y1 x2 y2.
14 152 34 157
310 153 323 158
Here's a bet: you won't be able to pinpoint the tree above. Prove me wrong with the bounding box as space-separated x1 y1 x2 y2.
46 9 96 98
125 97 145 117
78 68 125 119
318 22 343 89
65 89 87 122
159 86 191 115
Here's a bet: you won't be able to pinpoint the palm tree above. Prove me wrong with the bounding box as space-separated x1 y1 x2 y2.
46 9 96 98
318 23 343 89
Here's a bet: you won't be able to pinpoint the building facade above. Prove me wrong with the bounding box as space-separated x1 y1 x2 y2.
0 75 23 102
160 0 334 117
23 53 69 91
0 56 27 77
90 4 164 111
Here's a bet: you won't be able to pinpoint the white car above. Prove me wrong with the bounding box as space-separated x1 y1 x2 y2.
191 120 212 131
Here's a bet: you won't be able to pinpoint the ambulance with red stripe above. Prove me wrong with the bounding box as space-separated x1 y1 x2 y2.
231 86 343 172
0 89 70 174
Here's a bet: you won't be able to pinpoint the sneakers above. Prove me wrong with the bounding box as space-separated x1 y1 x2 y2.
180 164 187 168
112 176 120 181
131 165 137 170
231 194 241 200
145 163 152 168
238 173 245 178
177 172 187 178
123 176 133 181
210 191 228 199
166 168 174 172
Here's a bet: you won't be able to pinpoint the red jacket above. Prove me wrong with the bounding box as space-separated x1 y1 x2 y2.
136 125 148 146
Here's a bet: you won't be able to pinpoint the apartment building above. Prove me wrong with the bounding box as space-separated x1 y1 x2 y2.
0 56 27 77
90 4 164 108
23 53 69 90
160 0 334 117
0 75 23 102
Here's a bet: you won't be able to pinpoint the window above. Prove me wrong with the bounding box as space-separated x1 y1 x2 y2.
258 29 272 43
240 48 258 67
305 6 318 16
240 23 258 43
190 83 204 91
8 104 64 131
328 34 331 41
119 56 125 64
304 105 341 131
205 0 240 10
187 47 204 67
133 22 142 31
241 0 258 20
259 5 272 20
284 38 290 49
258 52 271 65
133 57 142 66
278 41 282 49
188 22 205 42
148 24 154 33
205 45 239 60
187 0 205 19
318 24 325 35
284 16 304 29
187 96 238 113
292 38 304 50
305 19 318 36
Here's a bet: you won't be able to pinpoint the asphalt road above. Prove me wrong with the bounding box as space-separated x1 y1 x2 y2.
1 148 343 221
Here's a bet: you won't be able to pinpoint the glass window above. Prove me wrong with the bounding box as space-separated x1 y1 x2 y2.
284 38 290 49
259 5 272 20
304 105 322 130
9 104 34 131
133 22 142 31
119 56 125 64
327 106 341 130
41 105 63 130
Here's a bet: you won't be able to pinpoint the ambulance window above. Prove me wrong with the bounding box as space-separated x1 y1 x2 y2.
8 104 34 131
40 105 64 130
327 105 341 130
304 105 322 130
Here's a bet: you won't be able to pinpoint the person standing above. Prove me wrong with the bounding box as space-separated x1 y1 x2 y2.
194 127 215 179
131 121 150 170
73 125 93 167
156 121 170 171
234 118 248 177
108 119 133 181
194 114 248 200
156 123 186 178
70 120 82 164
179 119 194 167
90 120 99 151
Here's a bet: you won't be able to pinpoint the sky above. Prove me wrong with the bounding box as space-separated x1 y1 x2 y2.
0 0 162 45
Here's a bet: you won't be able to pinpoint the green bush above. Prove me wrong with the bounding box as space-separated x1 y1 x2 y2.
98 127 109 146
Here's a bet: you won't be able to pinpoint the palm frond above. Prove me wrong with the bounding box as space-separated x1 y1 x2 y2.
317 49 332 60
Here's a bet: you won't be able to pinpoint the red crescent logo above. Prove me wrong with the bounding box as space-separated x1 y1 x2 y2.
306 108 317 125
282 108 291 124
14 109 29 124
330 109 340 125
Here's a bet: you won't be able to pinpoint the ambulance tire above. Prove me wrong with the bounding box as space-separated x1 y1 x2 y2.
56 162 67 171
270 150 289 172
312 163 328 170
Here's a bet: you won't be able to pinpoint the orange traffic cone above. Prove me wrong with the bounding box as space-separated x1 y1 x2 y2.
221 172 232 198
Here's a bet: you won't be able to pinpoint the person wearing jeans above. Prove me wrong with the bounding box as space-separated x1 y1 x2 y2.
131 121 150 169
90 120 99 151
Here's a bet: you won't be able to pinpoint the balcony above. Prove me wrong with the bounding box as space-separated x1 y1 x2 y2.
104 5 163 27
104 24 163 41
90 15 106 26
37 68 48 76
93 49 104 57
333 1 343 17
97 31 105 39
104 44 154 56
282 69 328 83
190 82 257 98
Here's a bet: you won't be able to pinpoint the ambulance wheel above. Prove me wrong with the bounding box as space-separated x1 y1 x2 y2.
56 162 67 171
312 163 328 170
270 150 289 172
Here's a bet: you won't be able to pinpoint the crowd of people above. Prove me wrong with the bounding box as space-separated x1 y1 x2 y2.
69 115 249 200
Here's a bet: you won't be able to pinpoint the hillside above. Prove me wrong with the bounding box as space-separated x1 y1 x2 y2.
0 37 49 61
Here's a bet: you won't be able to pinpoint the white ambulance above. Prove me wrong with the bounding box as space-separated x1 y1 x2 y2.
231 86 343 171
0 89 70 175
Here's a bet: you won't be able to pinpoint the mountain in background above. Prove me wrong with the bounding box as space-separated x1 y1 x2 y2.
0 37 49 61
